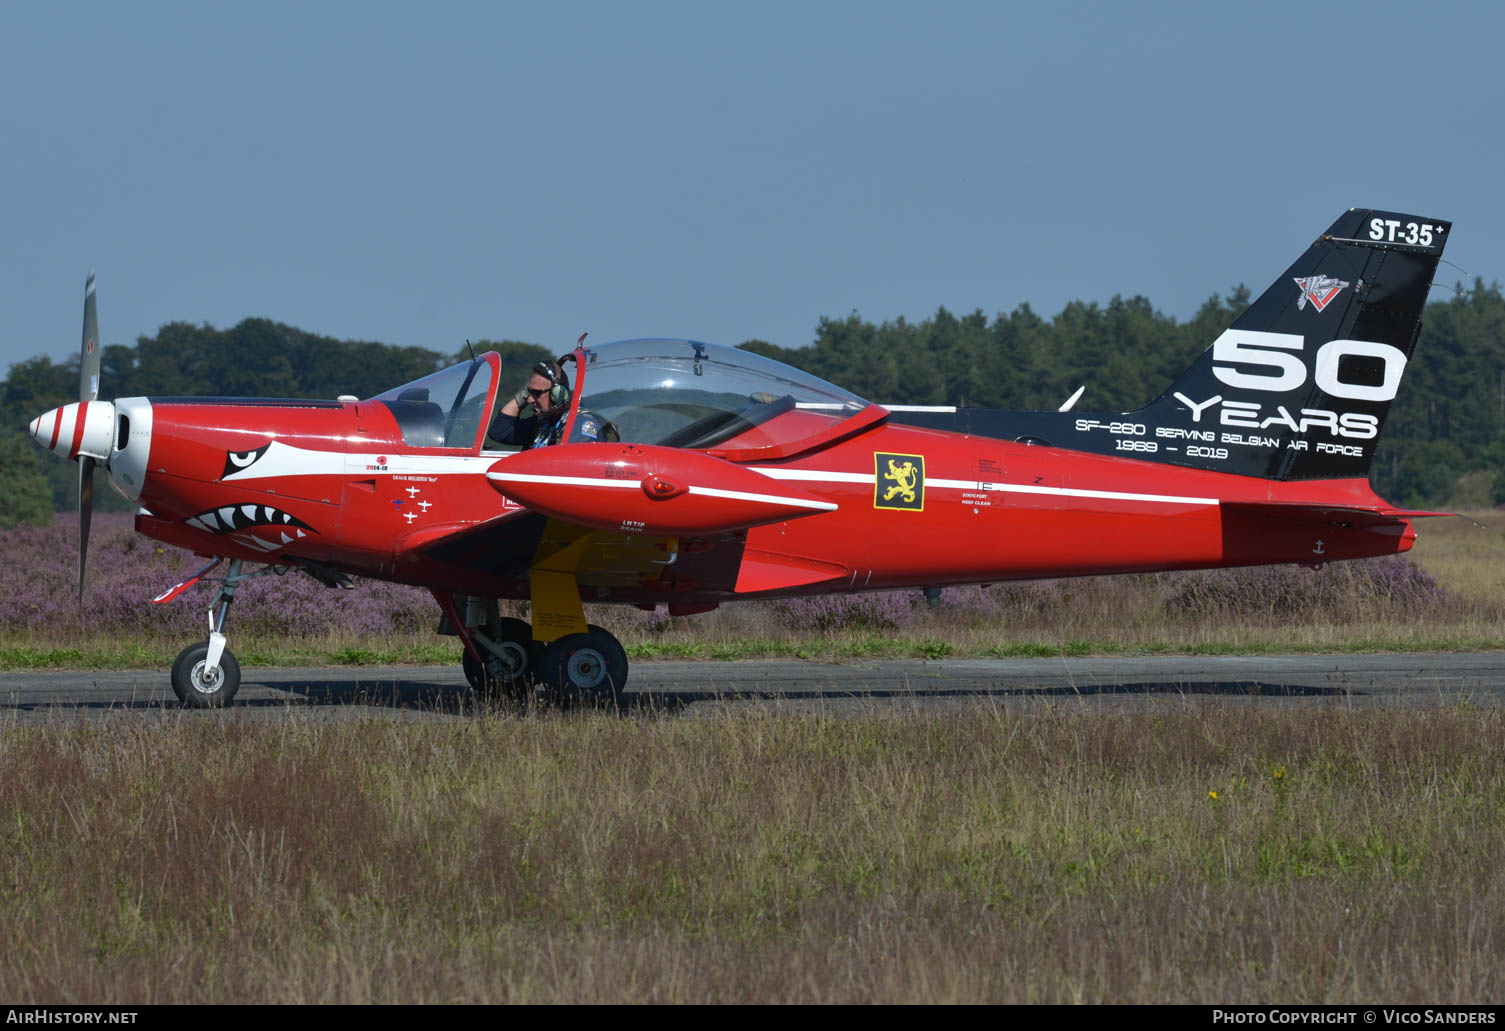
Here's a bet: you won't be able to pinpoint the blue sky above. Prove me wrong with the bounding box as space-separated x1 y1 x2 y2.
0 1 1495 378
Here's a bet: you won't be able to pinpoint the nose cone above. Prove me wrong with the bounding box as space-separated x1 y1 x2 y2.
29 401 115 461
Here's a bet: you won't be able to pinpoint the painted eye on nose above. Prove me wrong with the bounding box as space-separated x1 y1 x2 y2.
220 444 272 480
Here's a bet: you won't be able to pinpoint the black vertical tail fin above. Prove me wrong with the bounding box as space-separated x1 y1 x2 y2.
884 208 1452 480
1143 208 1450 480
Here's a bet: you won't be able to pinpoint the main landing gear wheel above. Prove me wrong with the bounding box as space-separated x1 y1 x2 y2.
538 625 629 710
463 617 540 703
170 641 241 709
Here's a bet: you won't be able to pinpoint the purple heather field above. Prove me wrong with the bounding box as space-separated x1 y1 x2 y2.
3 514 436 639
769 555 1448 632
1 514 1448 641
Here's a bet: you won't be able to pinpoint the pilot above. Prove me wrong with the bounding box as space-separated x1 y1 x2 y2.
488 360 610 449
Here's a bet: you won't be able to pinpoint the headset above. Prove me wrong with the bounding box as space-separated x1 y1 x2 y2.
531 359 572 411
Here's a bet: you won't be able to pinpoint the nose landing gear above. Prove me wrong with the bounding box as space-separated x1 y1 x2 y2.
170 558 248 708
170 640 241 707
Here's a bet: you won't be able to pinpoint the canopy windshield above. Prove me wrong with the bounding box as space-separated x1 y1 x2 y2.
368 354 496 448
576 339 869 455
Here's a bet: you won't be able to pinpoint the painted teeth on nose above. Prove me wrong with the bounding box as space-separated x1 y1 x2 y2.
185 505 312 536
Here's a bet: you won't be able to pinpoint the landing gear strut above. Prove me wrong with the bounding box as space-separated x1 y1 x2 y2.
171 558 247 708
438 594 544 703
441 594 629 709
464 615 541 702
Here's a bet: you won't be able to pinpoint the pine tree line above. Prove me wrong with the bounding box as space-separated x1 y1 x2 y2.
4 281 1502 526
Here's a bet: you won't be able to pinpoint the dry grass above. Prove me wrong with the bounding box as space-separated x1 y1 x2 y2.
1407 512 1505 608
1 707 1501 1003
4 515 1501 1004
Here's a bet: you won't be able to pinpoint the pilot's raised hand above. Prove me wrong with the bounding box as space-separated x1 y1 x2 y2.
507 383 535 418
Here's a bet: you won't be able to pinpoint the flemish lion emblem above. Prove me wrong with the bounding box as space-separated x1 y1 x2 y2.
874 452 924 510
883 459 918 503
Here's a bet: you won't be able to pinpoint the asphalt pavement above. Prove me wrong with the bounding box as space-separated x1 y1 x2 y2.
2 652 1503 722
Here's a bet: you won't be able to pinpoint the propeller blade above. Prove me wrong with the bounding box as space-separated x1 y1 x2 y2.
78 456 95 605
80 272 100 402
77 274 101 606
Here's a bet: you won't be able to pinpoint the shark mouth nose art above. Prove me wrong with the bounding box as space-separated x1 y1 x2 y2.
184 505 315 552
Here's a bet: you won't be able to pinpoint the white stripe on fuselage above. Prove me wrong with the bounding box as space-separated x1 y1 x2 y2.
221 443 1216 508
486 472 636 489
952 480 1217 506
220 440 499 482
485 471 839 511
754 467 1216 507
686 485 837 511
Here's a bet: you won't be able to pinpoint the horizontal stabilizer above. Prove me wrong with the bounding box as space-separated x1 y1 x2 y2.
1220 501 1451 526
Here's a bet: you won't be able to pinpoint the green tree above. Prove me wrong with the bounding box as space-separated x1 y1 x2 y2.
11 277 1505 515
0 434 56 528
453 340 557 395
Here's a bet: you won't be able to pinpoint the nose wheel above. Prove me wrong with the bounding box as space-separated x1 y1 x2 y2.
170 558 251 708
171 640 241 708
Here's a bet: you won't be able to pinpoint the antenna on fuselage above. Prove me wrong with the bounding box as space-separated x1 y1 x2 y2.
465 339 477 362
1058 385 1085 412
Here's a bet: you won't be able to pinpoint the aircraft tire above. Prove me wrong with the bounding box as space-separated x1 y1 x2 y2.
463 618 539 702
538 625 628 710
496 617 542 683
170 642 241 709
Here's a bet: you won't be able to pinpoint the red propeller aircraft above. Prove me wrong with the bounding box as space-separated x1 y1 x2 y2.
29 208 1450 708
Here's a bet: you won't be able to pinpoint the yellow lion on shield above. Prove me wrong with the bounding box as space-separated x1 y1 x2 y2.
883 459 919 503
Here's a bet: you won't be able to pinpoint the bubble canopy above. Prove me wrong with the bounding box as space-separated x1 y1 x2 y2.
575 339 874 456
368 354 496 449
